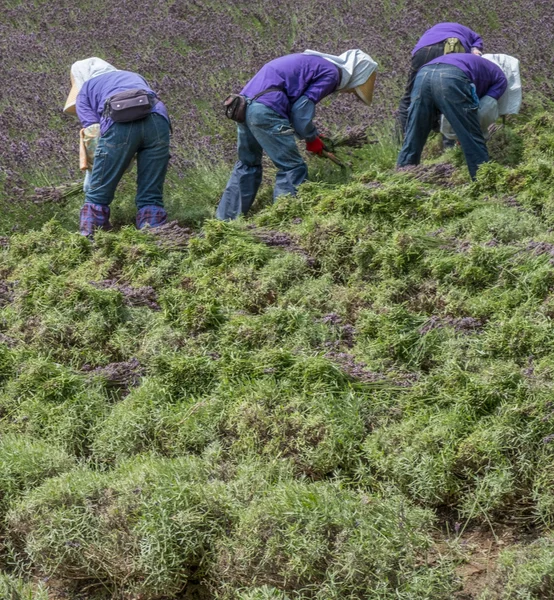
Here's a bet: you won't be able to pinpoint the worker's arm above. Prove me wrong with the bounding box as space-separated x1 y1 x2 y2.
302 71 340 107
484 74 508 101
290 96 318 141
469 30 484 52
75 90 99 128
290 70 339 141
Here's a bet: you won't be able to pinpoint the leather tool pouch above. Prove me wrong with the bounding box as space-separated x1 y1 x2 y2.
224 94 247 123
223 87 284 123
104 89 156 123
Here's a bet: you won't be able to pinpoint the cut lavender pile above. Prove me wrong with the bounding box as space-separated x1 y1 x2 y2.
320 313 356 348
0 333 17 347
455 239 473 253
249 227 316 266
504 196 524 210
362 181 382 190
145 220 194 250
398 163 456 186
325 350 412 388
31 182 83 205
325 350 383 383
526 240 554 258
321 124 372 149
90 280 160 310
0 281 15 307
82 357 144 389
419 315 485 335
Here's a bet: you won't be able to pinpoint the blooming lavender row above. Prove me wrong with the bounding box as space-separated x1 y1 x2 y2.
1 0 552 199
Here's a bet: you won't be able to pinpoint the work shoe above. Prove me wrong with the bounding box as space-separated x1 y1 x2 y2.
136 205 168 229
79 203 112 237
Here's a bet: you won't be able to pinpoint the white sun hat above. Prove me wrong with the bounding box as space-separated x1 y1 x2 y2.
303 49 378 106
64 57 118 114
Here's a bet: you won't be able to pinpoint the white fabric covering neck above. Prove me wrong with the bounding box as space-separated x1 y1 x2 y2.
303 49 378 90
70 57 118 91
482 53 522 115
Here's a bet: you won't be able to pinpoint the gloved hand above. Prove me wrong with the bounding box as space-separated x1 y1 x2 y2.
306 136 324 155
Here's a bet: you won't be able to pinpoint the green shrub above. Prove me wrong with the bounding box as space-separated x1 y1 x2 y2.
7 455 232 599
363 408 468 506
0 435 74 514
0 572 49 600
91 378 225 462
213 482 455 599
223 381 365 477
0 359 108 455
471 162 511 196
161 287 225 333
497 537 554 599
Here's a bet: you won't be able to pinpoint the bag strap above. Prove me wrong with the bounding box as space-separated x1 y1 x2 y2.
251 86 284 101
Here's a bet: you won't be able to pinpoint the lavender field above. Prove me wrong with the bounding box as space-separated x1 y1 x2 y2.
1 0 553 214
2 2 554 600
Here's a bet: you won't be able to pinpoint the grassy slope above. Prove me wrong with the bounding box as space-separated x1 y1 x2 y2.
0 114 553 598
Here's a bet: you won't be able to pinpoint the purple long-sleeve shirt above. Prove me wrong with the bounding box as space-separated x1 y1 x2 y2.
412 22 484 55
426 53 507 99
76 70 170 135
241 54 340 121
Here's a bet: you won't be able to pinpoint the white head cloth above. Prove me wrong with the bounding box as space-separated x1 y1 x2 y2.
70 57 118 90
482 53 522 115
303 49 378 90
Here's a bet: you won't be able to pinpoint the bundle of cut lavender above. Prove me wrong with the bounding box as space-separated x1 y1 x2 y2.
31 182 83 205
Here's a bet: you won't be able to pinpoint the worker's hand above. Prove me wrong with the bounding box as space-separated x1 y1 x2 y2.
471 47 483 56
306 136 325 155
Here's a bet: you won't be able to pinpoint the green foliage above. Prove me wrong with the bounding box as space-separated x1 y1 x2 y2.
7 455 232 599
0 435 74 513
487 126 524 166
90 378 224 462
222 382 366 477
497 537 554 599
213 482 455 599
0 355 110 457
471 161 511 196
0 572 49 600
3 105 554 599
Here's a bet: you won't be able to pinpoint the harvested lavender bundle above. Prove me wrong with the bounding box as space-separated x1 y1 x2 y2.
31 182 83 205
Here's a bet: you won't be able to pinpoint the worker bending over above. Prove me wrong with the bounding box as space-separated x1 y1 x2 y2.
216 49 377 221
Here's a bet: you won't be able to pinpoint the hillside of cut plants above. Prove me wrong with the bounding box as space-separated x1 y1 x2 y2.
0 116 554 598
2 0 554 599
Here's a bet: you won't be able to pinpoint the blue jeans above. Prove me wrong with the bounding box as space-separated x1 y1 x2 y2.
216 101 307 220
397 64 488 179
396 42 445 138
86 113 170 209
